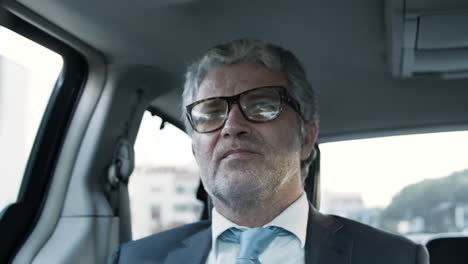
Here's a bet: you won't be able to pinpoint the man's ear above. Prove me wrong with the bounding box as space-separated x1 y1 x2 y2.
301 121 318 161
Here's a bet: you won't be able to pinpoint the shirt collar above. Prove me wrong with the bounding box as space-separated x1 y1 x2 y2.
211 192 309 254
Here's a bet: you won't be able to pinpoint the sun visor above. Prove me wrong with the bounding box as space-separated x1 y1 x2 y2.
386 0 468 79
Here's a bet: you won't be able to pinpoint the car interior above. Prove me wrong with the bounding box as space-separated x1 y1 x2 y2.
1 0 468 263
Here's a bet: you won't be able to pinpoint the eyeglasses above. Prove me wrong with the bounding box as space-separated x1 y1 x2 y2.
186 86 303 133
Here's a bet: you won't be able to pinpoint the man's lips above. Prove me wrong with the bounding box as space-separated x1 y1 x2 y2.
221 149 258 160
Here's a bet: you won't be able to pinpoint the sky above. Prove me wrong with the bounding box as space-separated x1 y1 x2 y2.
320 132 468 207
0 27 62 77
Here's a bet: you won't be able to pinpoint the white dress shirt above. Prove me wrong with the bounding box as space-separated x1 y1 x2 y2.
206 193 309 264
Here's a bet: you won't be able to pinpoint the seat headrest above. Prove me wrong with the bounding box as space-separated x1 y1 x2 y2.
426 236 468 264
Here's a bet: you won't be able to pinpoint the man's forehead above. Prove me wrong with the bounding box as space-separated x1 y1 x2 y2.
195 62 288 100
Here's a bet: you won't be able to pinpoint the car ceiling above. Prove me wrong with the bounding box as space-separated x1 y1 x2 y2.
12 0 468 142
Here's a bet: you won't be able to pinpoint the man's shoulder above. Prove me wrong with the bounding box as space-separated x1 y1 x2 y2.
331 214 414 245
328 214 428 262
127 220 211 248
110 220 212 263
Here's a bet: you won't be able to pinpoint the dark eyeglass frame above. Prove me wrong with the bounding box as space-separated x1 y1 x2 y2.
185 86 303 133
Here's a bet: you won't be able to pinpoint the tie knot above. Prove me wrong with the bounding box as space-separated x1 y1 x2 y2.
219 226 290 264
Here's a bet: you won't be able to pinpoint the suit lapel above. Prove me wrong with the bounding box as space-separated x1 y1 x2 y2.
305 204 353 264
164 227 212 264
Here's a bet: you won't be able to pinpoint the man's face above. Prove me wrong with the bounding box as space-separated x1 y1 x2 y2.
191 62 315 209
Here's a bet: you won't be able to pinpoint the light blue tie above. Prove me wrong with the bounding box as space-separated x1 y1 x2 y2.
219 226 290 264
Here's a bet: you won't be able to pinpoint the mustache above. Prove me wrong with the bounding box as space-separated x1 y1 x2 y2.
214 137 266 161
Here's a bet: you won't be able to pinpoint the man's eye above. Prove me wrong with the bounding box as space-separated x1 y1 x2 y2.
255 102 276 109
205 109 225 116
248 100 279 111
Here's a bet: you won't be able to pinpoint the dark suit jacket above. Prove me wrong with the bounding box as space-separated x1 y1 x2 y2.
109 205 429 264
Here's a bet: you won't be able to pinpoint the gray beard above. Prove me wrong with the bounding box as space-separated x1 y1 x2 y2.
196 128 303 213
203 153 300 212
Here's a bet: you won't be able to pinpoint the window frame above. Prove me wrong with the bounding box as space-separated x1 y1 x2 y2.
0 11 87 263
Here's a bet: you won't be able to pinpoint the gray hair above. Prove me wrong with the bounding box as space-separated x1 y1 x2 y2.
181 38 319 182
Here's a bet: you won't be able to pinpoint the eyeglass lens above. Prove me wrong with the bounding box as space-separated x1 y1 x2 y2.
190 87 282 132
191 99 228 132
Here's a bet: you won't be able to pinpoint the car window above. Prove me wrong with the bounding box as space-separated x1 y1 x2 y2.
0 26 63 211
129 112 203 240
319 131 468 243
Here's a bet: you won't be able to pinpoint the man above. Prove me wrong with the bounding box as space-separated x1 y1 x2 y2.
109 39 429 263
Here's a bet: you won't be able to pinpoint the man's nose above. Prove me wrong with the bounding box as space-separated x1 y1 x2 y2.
221 104 251 137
